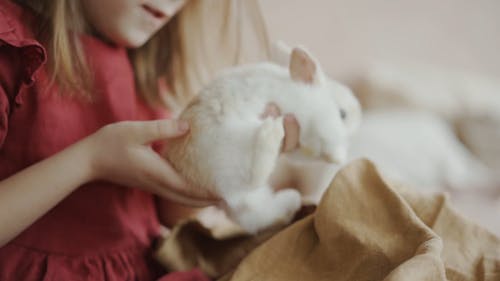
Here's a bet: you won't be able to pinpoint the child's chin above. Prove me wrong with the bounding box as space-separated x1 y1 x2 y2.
114 33 151 49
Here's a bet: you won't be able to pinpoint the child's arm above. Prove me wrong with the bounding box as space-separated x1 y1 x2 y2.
0 139 93 247
0 119 190 247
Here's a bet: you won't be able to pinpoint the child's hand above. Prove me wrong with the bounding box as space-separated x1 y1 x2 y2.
83 120 215 205
261 103 300 152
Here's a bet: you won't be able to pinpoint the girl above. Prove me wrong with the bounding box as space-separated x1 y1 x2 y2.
0 0 299 280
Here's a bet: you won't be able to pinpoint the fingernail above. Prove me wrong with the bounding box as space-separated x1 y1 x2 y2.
178 121 189 132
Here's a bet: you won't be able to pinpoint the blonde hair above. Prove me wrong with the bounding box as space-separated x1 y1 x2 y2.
16 0 271 110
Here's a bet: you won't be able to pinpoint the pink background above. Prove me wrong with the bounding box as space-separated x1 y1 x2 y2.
261 0 500 80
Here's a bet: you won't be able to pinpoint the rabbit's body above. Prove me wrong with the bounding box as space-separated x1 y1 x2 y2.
165 48 361 233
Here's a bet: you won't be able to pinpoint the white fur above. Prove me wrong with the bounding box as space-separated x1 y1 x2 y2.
170 47 361 233
340 110 495 190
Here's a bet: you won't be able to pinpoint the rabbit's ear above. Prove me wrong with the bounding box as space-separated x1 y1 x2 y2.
290 47 322 85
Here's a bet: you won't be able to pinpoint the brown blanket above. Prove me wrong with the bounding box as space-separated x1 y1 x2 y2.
155 159 500 280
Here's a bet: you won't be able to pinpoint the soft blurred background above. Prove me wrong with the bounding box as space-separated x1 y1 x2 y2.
261 0 500 79
261 0 500 235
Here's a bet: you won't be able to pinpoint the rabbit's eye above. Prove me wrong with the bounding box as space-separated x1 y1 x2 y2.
340 108 347 120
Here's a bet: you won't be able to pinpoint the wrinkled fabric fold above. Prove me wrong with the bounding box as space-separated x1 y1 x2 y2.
156 159 500 281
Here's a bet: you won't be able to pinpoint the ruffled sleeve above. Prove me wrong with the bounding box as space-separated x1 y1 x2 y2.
0 0 47 147
0 43 18 147
0 85 7 147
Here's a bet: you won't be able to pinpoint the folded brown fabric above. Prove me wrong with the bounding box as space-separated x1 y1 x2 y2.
156 159 500 281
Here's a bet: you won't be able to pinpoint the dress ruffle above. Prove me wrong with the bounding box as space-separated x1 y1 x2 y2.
0 242 165 281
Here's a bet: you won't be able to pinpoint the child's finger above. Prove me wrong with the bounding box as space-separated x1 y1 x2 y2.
134 119 189 143
282 114 300 152
142 153 219 207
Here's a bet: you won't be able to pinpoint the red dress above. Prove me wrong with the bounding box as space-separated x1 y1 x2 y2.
0 1 209 280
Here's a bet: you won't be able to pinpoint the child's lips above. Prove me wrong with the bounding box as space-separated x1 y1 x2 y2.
141 3 167 19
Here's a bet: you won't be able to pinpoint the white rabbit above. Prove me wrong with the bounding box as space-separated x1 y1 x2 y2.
164 46 361 233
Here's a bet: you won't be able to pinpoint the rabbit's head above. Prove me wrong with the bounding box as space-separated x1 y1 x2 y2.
278 44 362 163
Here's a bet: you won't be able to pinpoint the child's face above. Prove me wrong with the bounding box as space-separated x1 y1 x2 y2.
82 0 188 48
